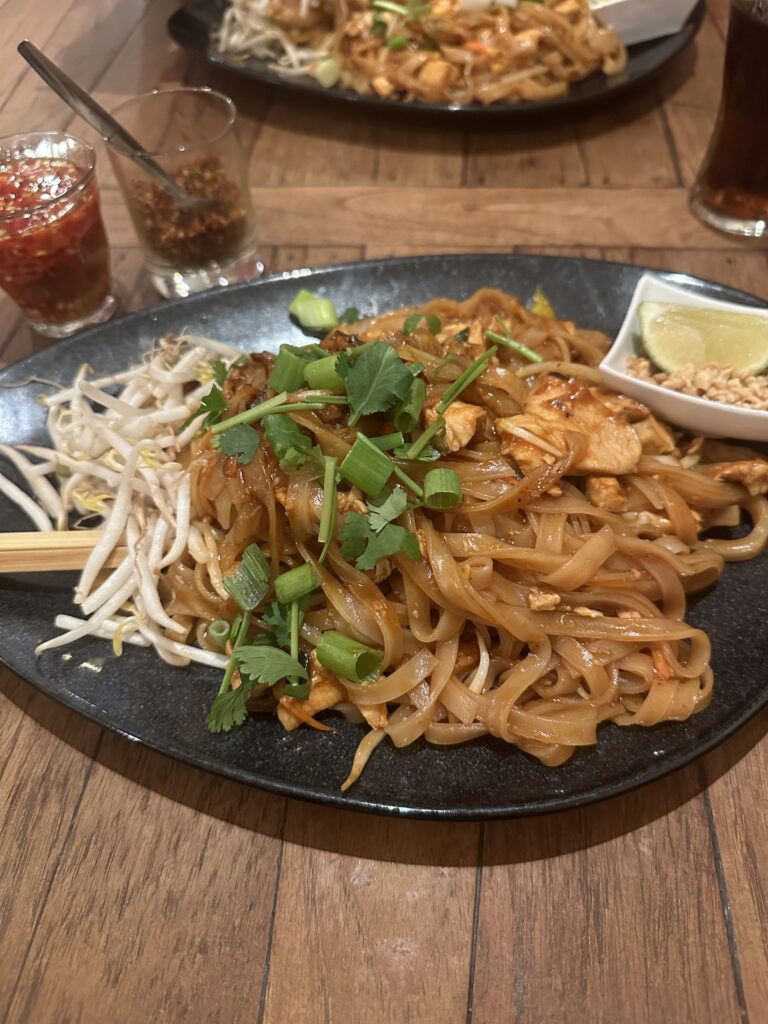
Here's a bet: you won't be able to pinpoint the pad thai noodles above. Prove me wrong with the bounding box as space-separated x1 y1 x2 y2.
3 287 768 790
216 0 627 105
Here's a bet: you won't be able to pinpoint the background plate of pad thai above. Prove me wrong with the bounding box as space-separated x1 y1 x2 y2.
167 0 705 118
1 253 767 819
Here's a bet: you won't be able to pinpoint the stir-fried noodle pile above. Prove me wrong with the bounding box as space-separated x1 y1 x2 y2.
217 0 627 105
4 289 768 789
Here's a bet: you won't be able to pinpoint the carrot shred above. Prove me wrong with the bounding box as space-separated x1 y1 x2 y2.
464 40 489 54
279 696 334 731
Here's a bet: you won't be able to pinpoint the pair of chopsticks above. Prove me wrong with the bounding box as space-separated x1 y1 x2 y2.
0 531 127 573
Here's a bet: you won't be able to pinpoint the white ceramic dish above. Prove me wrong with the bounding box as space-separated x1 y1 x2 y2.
600 273 768 442
590 0 699 46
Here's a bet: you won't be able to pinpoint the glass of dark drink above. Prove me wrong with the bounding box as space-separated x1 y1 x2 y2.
0 131 117 337
690 0 768 237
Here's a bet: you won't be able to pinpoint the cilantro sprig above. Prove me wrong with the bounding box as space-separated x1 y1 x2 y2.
213 422 260 465
336 341 413 426
338 487 421 570
206 646 307 732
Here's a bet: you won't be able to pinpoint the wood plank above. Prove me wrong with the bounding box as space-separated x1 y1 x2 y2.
249 97 378 186
472 767 744 1024
4 736 285 1024
606 247 768 303
703 712 768 1023
93 186 757 251
0 671 101 1019
0 0 153 138
375 122 464 186
464 125 585 187
262 803 479 1024
0 0 78 111
577 86 679 187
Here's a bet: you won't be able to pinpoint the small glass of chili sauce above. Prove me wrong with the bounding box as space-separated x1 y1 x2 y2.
0 132 116 337
108 88 262 299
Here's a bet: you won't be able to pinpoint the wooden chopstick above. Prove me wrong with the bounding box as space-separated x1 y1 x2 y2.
0 531 128 573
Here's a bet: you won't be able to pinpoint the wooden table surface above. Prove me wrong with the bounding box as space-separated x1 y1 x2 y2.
2 2 767 1022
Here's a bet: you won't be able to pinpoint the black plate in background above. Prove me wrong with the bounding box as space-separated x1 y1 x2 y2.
167 0 705 120
1 254 767 820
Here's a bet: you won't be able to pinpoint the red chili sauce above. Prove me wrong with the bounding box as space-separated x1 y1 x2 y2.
0 157 110 324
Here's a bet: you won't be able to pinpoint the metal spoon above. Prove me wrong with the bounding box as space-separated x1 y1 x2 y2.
17 40 210 213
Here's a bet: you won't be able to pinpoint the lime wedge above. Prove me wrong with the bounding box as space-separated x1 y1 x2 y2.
638 302 768 374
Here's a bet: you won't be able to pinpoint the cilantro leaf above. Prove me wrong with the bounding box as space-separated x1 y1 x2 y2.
453 328 469 345
367 486 408 532
213 422 260 464
336 342 413 427
355 522 420 571
338 514 370 561
263 414 318 471
180 385 227 433
212 359 228 386
403 313 441 335
339 306 361 324
206 646 307 733
263 595 312 649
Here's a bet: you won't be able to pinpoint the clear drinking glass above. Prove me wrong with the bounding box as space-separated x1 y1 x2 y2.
689 0 768 238
108 87 262 298
0 131 116 337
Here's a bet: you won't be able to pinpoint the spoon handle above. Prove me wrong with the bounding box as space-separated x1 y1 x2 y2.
17 40 192 205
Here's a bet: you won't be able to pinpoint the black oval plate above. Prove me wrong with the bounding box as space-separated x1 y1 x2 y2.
1 254 766 819
167 0 705 120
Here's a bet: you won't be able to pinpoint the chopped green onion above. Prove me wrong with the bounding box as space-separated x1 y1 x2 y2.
429 353 456 376
314 58 340 88
290 294 339 332
453 328 469 345
316 630 382 684
392 444 441 462
403 312 441 335
269 346 310 392
222 544 271 611
373 0 431 18
387 34 408 50
371 13 387 35
424 468 462 509
406 416 444 459
274 563 318 605
340 434 393 496
209 619 231 651
318 455 338 564
304 355 343 390
436 345 497 414
277 600 311 698
216 610 253 697
211 391 288 434
369 431 405 451
484 330 542 363
392 376 426 433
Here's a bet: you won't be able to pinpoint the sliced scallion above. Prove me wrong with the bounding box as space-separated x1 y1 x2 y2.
274 563 318 605
387 34 408 50
316 630 382 684
222 544 271 611
269 346 310 392
369 431 405 451
314 57 340 88
304 355 343 390
484 330 542 363
340 434 393 496
436 345 497 414
423 467 462 509
406 416 444 460
290 295 339 332
210 391 288 434
209 619 231 651
318 455 338 564
392 376 426 433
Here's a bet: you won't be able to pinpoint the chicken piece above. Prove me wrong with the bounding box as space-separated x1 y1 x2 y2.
496 374 642 476
632 415 676 455
337 486 367 516
276 652 347 732
372 75 396 97
700 459 768 496
417 58 456 96
526 589 561 611
590 388 648 422
585 475 627 512
425 399 485 452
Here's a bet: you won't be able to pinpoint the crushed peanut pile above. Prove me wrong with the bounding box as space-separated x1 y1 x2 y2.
627 356 768 411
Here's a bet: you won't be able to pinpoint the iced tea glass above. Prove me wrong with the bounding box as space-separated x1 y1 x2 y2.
690 0 768 238
108 87 262 298
0 131 116 337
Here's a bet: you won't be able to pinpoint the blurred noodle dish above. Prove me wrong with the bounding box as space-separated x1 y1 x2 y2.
216 0 627 105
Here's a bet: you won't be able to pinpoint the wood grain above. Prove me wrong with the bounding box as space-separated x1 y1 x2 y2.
1 0 767 1021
